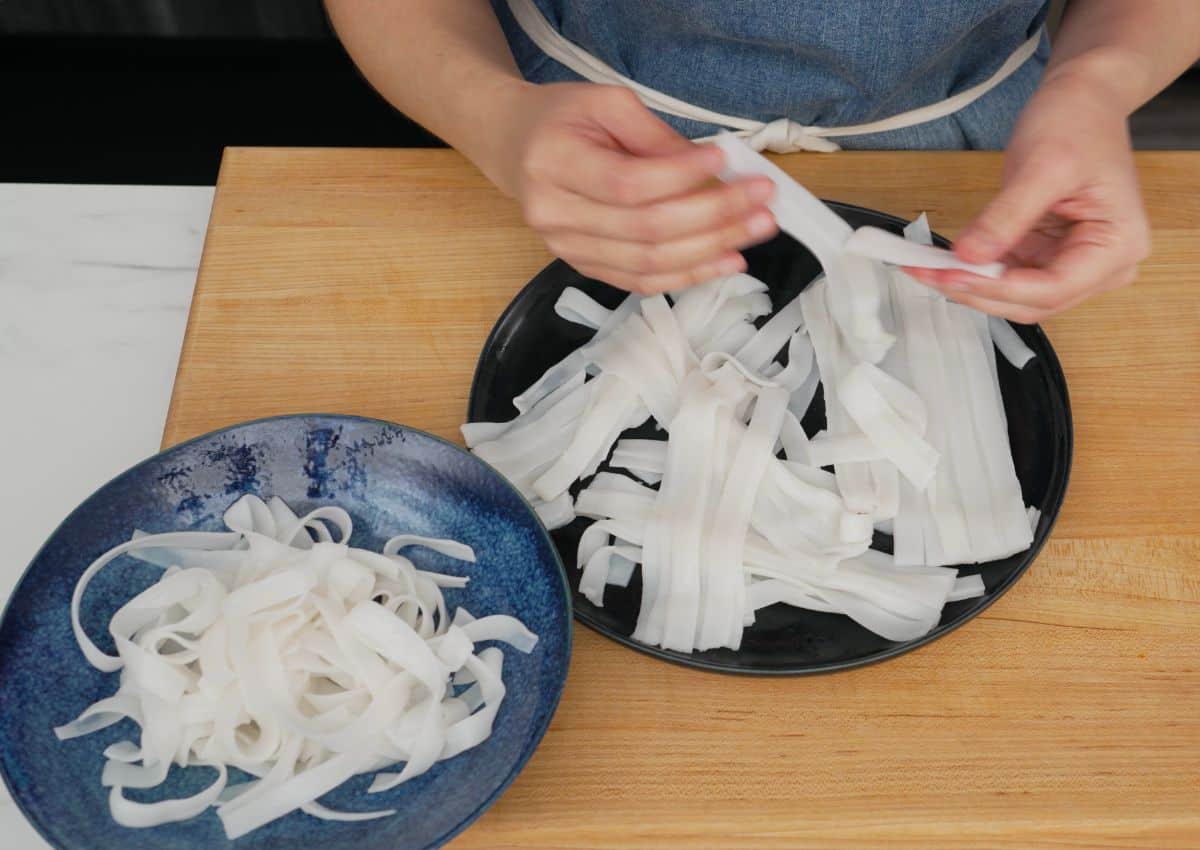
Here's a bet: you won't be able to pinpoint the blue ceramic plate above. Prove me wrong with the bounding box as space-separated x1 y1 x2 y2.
0 414 571 850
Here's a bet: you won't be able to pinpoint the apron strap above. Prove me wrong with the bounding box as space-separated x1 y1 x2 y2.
506 0 1043 153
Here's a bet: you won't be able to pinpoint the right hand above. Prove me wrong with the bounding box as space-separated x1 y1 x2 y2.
480 82 778 294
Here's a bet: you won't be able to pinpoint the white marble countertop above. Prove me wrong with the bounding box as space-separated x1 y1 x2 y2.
0 183 214 847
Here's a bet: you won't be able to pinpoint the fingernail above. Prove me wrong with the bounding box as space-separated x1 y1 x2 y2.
944 277 972 292
747 211 776 239
717 254 746 275
745 180 775 203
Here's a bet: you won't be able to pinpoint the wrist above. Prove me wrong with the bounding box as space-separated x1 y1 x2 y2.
456 76 538 194
1041 47 1153 116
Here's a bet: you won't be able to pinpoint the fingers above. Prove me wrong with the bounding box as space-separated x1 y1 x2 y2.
593 86 695 156
935 264 1137 323
910 218 1145 316
954 152 1077 264
524 178 775 243
571 254 748 295
547 140 726 206
544 211 775 280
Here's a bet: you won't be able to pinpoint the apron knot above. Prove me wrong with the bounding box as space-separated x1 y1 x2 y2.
744 118 842 154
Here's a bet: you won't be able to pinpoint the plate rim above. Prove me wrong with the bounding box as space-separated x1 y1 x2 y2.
0 412 574 850
466 201 1074 676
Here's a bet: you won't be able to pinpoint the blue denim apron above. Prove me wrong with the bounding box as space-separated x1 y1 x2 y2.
492 0 1051 150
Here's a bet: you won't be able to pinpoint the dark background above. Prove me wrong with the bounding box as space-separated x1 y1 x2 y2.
1 0 1196 184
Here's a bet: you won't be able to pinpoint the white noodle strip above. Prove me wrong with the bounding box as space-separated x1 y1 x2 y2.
462 370 587 447
772 332 815 392
512 293 642 413
839 362 939 491
735 292 807 371
532 493 576 530
653 377 725 651
844 226 1005 279
1027 505 1041 534
579 545 642 606
799 279 876 512
701 315 759 356
300 801 397 822
808 432 887 466
554 286 613 330
988 315 1036 368
948 303 1033 557
639 294 696 382
60 495 538 837
585 313 680 424
904 212 932 246
894 286 971 564
672 274 767 343
947 573 986 602
110 764 228 829
700 385 788 649
533 374 644 501
778 410 811 464
382 535 475 563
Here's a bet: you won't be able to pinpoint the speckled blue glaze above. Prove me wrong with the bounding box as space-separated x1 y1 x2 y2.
0 415 571 850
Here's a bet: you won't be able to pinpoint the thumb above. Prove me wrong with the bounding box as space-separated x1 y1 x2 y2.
956 158 1074 264
590 85 704 158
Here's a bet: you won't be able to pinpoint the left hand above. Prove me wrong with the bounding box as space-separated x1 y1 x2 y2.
905 72 1151 323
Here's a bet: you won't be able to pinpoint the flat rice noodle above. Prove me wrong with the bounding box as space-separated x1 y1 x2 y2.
772 332 815 391
838 362 939 491
512 293 641 414
778 410 811 464
110 764 228 829
609 438 667 480
554 286 612 330
218 752 375 839
533 493 575 530
799 279 876 512
639 294 696 382
894 287 971 564
690 294 773 355
71 530 243 672
671 273 767 343
904 212 932 246
462 370 586 447
945 302 1032 557
988 315 1036 369
533 373 644 501
300 801 396 822
702 317 759 356
382 534 475 564
651 377 726 651
844 225 1005 278
579 545 642 606
807 432 887 466
735 291 807 372
947 573 986 602
584 313 681 424
699 385 789 649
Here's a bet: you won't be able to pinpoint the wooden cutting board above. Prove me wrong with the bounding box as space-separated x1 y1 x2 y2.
165 148 1200 849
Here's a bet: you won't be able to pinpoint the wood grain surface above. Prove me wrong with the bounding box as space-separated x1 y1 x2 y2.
165 148 1200 849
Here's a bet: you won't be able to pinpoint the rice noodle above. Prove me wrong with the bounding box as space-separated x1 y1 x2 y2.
56 495 538 838
462 136 1036 652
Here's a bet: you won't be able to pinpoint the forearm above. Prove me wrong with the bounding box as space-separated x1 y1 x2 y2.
325 0 530 172
1043 0 1200 114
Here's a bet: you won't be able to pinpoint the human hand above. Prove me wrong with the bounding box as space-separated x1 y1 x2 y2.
905 72 1150 322
480 82 778 294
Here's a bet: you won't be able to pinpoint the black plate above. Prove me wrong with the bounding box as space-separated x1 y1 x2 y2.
467 202 1073 675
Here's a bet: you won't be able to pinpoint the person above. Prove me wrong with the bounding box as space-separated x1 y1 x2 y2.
326 1 1200 322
